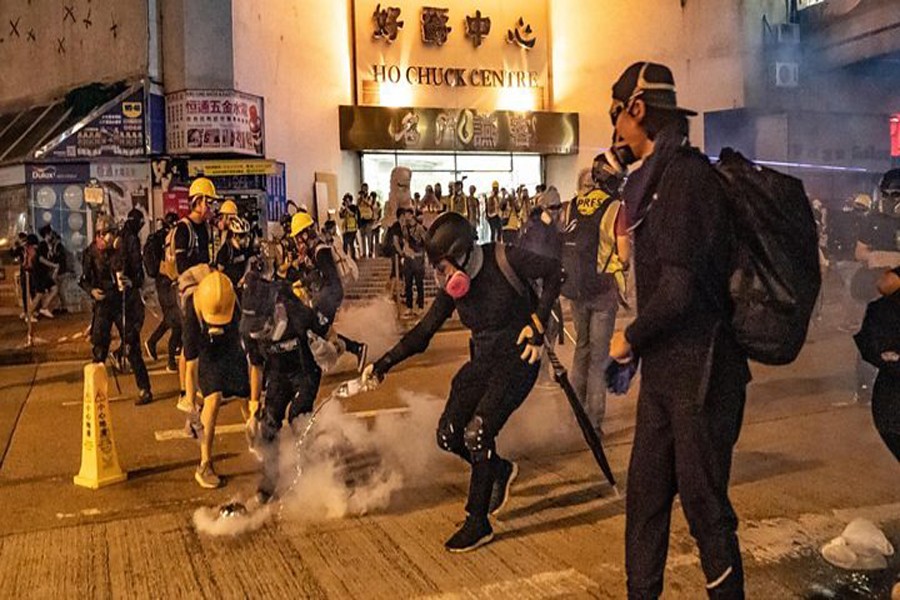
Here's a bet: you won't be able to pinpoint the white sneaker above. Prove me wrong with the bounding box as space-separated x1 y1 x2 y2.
176 393 194 413
38 309 54 319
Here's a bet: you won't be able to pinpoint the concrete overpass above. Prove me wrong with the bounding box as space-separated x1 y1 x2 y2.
803 0 900 68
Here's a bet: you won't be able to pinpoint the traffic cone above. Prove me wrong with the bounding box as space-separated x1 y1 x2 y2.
74 363 127 489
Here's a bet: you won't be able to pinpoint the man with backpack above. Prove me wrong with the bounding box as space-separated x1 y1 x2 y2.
363 212 562 553
606 62 751 599
398 206 427 316
145 213 181 373
561 157 630 435
174 178 216 416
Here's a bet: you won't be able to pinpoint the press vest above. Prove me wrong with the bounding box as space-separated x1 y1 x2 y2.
561 188 625 300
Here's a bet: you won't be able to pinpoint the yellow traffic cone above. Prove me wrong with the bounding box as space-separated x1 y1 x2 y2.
74 363 127 489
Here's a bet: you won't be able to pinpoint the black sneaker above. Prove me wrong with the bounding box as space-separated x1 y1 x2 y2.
489 459 519 516
135 389 153 406
444 516 494 553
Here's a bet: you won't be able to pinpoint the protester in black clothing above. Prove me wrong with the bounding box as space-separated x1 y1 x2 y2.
14 233 43 322
853 169 900 404
607 62 750 599
36 225 61 317
364 212 562 553
176 177 216 416
145 212 181 372
82 213 153 406
215 217 252 293
871 266 900 460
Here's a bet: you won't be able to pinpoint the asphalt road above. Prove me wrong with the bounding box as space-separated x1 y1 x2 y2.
0 317 898 598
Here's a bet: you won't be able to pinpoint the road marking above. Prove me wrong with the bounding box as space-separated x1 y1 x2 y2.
62 395 132 407
417 569 598 599
155 422 246 441
153 408 412 441
55 508 103 520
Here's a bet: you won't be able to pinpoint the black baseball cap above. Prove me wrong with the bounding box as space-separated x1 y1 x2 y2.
611 62 697 124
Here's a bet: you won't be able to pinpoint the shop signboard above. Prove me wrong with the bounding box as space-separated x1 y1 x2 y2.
47 89 146 159
25 163 90 184
163 189 191 218
166 90 265 157
339 105 578 154
84 179 105 206
891 114 900 158
187 159 277 177
266 162 287 222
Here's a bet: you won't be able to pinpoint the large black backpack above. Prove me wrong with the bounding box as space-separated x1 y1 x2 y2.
715 148 821 365
142 229 167 279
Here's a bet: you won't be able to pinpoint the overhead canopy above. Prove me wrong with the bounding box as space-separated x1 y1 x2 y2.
0 81 139 165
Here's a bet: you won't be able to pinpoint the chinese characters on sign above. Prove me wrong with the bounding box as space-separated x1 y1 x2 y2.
340 105 578 154
371 6 537 49
46 89 146 159
373 3 403 43
465 10 490 48
421 7 452 46
166 90 265 156
507 17 536 49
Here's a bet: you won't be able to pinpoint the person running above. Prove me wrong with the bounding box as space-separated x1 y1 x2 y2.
364 212 562 552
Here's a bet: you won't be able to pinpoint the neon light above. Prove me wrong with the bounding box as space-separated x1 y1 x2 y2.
708 156 873 173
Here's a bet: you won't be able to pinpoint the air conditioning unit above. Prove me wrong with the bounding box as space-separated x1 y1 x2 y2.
776 23 800 44
775 62 800 87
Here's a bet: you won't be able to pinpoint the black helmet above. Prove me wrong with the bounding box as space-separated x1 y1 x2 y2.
163 212 178 227
425 212 477 266
592 150 626 196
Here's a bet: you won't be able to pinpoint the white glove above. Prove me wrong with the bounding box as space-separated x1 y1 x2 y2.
115 272 131 292
517 324 544 365
361 363 382 389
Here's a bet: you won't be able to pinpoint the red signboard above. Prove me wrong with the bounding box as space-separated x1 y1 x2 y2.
163 189 190 218
891 114 900 158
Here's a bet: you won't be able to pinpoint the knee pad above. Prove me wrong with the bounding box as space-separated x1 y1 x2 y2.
463 415 492 462
436 417 462 453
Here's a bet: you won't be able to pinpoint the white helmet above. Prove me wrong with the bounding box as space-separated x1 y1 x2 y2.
228 217 250 235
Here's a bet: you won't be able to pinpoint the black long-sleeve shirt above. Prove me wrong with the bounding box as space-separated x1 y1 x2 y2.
624 147 750 397
375 243 562 374
174 218 211 274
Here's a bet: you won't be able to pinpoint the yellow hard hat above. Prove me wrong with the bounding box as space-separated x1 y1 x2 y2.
193 271 236 327
219 199 238 215
854 193 872 211
290 212 315 237
188 177 221 200
492 181 500 188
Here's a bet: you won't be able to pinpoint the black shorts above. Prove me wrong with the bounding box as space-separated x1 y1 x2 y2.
198 324 250 399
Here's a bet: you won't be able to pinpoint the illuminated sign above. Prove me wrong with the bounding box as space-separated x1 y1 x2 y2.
372 64 540 88
891 114 900 158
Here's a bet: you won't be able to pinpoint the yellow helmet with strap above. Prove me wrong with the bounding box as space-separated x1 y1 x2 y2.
193 271 236 326
218 199 238 215
188 177 221 200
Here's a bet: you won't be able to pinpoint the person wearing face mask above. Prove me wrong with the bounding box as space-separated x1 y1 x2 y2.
606 62 750 599
191 270 250 488
215 217 253 294
362 212 562 552
82 214 153 406
560 155 630 435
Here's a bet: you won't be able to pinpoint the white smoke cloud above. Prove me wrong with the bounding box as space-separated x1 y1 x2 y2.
193 380 592 537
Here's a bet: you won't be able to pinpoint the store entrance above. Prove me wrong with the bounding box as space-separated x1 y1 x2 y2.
360 152 543 204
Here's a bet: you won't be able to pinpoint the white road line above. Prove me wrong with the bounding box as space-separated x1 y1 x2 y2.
417 569 598 599
62 395 131 407
155 422 246 441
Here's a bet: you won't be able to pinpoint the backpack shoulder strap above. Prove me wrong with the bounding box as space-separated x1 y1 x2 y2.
495 243 526 297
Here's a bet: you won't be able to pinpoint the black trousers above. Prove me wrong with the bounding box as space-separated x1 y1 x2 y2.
148 277 182 360
91 291 151 393
625 385 747 600
403 256 425 309
257 342 323 495
487 217 502 242
872 371 900 461
437 347 539 519
342 232 358 260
